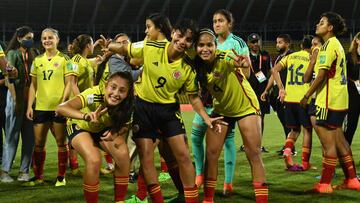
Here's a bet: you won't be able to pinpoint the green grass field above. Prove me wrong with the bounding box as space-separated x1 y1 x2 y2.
0 111 359 203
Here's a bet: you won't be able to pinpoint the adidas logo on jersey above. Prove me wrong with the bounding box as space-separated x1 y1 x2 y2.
152 61 159 66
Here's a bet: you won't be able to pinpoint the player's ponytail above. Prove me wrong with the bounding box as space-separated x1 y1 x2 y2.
71 34 93 55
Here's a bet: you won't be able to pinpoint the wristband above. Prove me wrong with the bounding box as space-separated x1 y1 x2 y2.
83 113 88 121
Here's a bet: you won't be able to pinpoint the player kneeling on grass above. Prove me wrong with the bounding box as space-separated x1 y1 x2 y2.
272 36 314 171
56 71 134 203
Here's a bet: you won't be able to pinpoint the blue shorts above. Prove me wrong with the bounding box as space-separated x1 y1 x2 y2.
284 102 311 129
316 106 347 129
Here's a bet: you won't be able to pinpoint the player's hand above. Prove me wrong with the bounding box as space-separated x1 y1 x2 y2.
101 130 115 141
228 49 250 68
26 107 33 121
260 90 268 101
84 106 108 124
300 96 308 108
95 35 111 49
278 89 286 103
205 116 228 133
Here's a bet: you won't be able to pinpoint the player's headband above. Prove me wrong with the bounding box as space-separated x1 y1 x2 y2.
199 28 216 38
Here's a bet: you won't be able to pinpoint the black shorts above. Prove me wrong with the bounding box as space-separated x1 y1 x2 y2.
211 112 260 130
308 99 317 116
284 102 311 129
66 123 109 148
315 106 347 129
132 98 186 141
33 110 66 124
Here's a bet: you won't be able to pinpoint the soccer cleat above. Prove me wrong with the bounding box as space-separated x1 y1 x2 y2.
158 172 171 182
164 193 185 203
222 183 233 197
287 164 304 172
71 168 82 176
129 172 138 184
0 172 14 183
22 177 44 187
239 145 245 152
100 164 115 175
333 178 360 190
302 162 311 171
261 146 269 153
307 183 333 193
125 195 148 203
55 176 66 187
17 172 30 182
195 174 204 188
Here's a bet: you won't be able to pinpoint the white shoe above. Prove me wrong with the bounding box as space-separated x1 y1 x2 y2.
17 172 30 181
0 172 14 183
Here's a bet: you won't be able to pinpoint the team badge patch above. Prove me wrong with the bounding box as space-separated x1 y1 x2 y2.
319 55 326 64
54 62 59 68
172 70 182 80
213 71 222 78
87 94 94 105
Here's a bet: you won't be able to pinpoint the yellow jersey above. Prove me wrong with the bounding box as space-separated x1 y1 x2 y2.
204 50 260 117
279 50 310 103
30 51 76 110
128 40 198 104
69 86 112 133
315 37 348 111
72 54 94 92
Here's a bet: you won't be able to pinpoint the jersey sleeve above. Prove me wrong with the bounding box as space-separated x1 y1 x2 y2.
77 86 99 108
279 55 289 68
64 57 77 76
318 41 335 70
183 68 199 94
70 58 81 77
30 58 38 77
128 40 145 59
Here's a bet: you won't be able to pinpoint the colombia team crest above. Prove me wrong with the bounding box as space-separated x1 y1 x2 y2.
54 62 59 68
172 70 182 80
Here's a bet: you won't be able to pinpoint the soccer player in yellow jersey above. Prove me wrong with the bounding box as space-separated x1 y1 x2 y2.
105 19 223 203
56 71 133 203
304 36 324 135
301 12 360 193
65 34 96 175
25 28 76 187
193 29 267 203
272 36 313 171
71 34 95 94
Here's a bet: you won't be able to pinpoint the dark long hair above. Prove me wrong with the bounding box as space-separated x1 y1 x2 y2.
106 71 134 133
146 13 172 41
6 26 38 61
192 28 217 91
94 54 112 85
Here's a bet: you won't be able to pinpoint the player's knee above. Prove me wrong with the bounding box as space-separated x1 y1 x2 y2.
206 147 221 161
86 157 102 172
245 145 262 160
